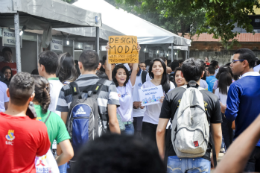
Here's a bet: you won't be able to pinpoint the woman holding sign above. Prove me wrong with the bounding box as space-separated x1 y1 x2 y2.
141 58 175 146
106 42 141 135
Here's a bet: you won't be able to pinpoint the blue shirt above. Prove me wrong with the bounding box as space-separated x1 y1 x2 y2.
225 72 260 146
206 76 217 92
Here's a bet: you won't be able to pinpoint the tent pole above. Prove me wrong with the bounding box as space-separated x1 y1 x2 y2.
188 46 190 59
14 12 21 72
96 27 100 57
73 40 75 59
171 43 173 62
37 35 39 64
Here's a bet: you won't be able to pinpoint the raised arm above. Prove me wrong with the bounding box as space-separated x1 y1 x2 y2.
129 43 141 86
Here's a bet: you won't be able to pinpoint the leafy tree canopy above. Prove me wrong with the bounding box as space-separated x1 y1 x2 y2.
61 0 77 4
107 0 260 48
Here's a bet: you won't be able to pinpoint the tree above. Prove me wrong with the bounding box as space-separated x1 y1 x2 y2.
105 0 205 38
61 0 77 4
109 0 260 48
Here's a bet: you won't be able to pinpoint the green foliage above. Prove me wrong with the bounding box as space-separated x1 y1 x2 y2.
105 0 205 38
61 0 77 4
107 0 260 49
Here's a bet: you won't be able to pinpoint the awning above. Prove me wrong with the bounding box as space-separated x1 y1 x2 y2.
59 0 191 46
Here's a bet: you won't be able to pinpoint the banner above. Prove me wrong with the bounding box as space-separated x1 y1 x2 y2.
50 38 63 52
108 36 139 64
139 85 164 106
2 29 16 47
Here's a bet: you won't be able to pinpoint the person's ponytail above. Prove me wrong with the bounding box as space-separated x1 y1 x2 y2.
32 75 51 114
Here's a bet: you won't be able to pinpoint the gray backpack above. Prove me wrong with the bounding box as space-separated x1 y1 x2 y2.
171 83 209 158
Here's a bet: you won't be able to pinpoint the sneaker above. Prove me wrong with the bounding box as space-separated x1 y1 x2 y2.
220 147 225 153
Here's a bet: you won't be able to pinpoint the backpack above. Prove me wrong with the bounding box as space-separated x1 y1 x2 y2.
66 79 106 161
141 70 147 84
171 81 209 158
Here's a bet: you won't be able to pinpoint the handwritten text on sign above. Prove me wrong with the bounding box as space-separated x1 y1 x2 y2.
108 36 139 64
138 85 164 106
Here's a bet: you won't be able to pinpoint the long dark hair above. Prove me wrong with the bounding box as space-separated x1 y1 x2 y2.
112 64 130 87
149 58 170 93
56 52 78 83
218 72 232 95
1 66 13 81
31 75 51 113
216 66 233 79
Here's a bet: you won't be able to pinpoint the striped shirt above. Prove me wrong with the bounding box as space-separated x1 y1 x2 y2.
56 74 120 118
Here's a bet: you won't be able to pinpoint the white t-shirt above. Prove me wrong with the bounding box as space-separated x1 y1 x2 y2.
117 80 134 122
214 87 229 105
48 78 63 116
0 81 9 112
200 79 208 90
142 80 175 124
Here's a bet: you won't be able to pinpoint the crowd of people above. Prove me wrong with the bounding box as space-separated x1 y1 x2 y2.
0 46 260 173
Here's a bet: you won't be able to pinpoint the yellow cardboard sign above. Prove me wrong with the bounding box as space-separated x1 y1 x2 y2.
108 36 139 64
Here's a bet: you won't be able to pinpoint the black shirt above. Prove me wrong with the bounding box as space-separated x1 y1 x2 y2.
160 86 222 161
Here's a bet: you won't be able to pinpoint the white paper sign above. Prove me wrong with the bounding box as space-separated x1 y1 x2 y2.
139 85 164 106
2 29 16 47
51 38 63 52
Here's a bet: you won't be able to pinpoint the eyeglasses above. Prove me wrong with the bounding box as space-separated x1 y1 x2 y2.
231 59 244 63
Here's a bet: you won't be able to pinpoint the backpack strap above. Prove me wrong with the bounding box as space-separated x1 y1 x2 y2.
69 82 81 101
44 111 52 124
141 71 147 84
93 78 106 95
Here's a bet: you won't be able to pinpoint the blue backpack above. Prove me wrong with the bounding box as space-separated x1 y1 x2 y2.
66 79 105 162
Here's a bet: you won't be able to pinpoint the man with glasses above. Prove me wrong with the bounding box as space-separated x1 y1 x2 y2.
225 48 260 172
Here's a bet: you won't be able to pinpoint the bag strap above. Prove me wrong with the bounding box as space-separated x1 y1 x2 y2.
93 78 106 95
44 111 52 124
141 71 147 84
69 82 81 101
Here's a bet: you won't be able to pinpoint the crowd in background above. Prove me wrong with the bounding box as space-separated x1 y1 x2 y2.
0 46 260 173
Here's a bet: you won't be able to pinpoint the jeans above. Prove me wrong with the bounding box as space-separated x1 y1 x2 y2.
244 146 260 172
221 113 233 149
58 163 67 173
221 138 225 149
122 123 134 135
167 156 211 173
133 117 143 137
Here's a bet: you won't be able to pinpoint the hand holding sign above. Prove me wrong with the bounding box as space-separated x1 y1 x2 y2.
107 36 140 64
139 85 164 106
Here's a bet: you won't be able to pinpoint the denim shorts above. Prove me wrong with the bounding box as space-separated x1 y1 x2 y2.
167 156 211 173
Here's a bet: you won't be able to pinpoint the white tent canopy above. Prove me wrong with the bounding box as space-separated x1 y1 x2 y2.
56 24 124 41
60 0 191 46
